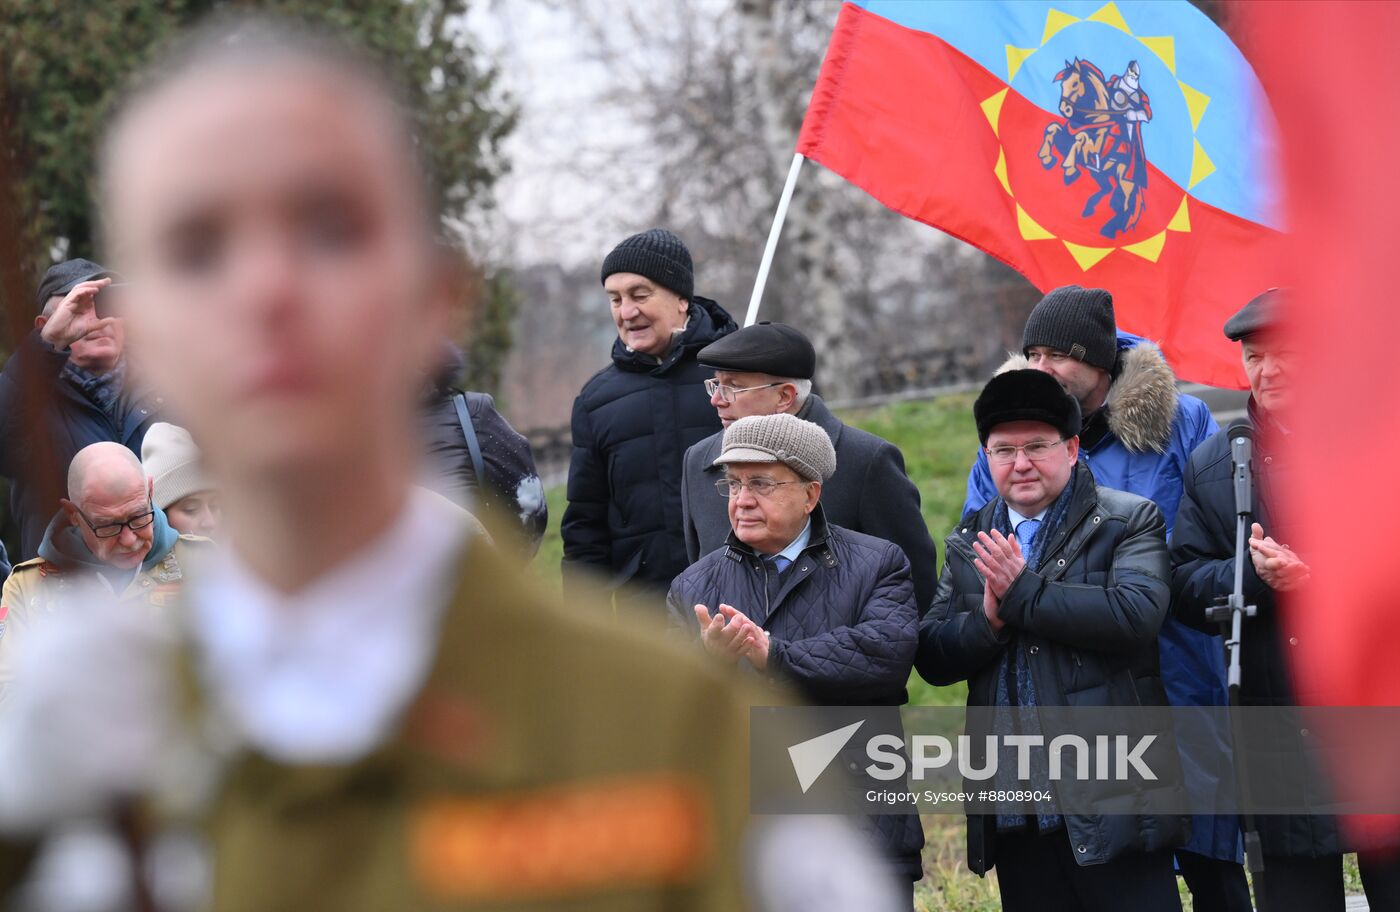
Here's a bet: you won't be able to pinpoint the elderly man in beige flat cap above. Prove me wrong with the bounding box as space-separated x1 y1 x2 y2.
666 412 924 902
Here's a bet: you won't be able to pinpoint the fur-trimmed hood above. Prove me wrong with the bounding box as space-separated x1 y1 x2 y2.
994 333 1179 454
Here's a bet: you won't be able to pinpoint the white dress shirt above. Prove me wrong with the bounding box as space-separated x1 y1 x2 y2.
190 487 472 763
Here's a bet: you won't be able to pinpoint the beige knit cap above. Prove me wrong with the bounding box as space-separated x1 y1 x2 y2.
713 413 836 482
140 422 215 510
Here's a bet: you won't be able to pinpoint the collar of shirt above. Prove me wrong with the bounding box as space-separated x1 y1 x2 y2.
1006 505 1048 529
772 518 813 564
190 487 473 764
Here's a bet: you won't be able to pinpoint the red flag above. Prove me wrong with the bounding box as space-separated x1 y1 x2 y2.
1243 0 1400 845
798 1 1284 388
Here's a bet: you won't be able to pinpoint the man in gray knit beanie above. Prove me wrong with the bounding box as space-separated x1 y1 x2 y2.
708 413 834 558
713 413 836 484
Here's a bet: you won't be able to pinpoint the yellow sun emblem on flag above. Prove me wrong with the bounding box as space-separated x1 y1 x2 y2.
981 1 1213 270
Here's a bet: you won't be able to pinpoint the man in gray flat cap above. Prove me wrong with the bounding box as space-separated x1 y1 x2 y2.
680 321 937 611
667 412 924 902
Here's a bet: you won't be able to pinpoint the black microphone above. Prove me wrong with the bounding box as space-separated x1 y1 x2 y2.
1227 421 1254 518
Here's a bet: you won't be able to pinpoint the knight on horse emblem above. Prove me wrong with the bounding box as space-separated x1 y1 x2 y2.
1038 58 1152 239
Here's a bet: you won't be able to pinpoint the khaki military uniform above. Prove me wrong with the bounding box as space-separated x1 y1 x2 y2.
193 541 770 912
0 536 212 695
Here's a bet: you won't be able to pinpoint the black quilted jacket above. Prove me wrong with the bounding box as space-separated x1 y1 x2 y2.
665 506 924 879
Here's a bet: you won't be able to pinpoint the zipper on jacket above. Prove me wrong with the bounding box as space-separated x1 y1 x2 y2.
762 560 771 626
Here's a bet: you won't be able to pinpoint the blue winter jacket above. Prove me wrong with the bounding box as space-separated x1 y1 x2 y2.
963 332 1237 863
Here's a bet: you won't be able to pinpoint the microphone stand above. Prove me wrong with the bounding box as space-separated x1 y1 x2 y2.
1206 430 1267 910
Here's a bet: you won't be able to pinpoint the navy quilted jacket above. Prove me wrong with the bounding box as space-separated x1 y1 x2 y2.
665 506 924 879
666 506 918 706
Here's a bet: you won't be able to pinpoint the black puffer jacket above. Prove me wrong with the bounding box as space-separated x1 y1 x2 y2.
666 507 923 879
917 463 1187 875
562 297 735 593
1170 400 1368 857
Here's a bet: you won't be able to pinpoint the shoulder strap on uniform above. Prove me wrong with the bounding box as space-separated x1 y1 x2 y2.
453 392 486 484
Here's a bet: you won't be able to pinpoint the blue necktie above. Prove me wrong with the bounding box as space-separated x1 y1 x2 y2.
769 555 793 574
1015 519 1042 553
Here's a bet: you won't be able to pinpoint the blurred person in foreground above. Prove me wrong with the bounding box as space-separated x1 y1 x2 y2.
0 260 164 561
1169 290 1400 911
142 422 221 537
0 441 203 700
668 412 924 904
0 15 901 911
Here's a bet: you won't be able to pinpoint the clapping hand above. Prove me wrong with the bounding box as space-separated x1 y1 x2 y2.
694 603 770 669
973 530 1026 633
1249 523 1311 592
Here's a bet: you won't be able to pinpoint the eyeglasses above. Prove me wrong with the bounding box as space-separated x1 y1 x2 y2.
715 478 808 498
985 439 1066 465
78 499 156 538
704 378 783 404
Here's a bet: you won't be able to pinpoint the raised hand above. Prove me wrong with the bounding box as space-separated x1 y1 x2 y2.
39 278 117 350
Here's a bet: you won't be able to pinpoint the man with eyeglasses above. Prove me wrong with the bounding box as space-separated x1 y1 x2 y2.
0 259 165 563
916 369 1185 912
962 286 1245 910
668 412 924 902
0 442 207 698
680 321 937 611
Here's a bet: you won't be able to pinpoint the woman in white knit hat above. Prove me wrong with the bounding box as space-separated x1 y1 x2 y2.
140 422 220 537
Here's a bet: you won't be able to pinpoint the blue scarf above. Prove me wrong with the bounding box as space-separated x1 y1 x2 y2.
63 358 126 416
991 472 1077 833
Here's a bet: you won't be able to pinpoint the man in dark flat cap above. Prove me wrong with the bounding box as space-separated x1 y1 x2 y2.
0 259 163 560
679 321 938 611
1170 290 1400 910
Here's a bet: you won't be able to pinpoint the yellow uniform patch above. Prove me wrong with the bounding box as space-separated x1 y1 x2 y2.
410 773 712 901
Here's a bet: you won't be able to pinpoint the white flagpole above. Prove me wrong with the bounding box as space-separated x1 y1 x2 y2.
743 153 806 327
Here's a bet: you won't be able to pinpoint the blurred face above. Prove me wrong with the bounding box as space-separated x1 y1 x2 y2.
65 477 156 570
605 273 689 357
166 490 222 537
724 462 819 556
709 370 795 427
1026 346 1111 412
986 420 1079 516
103 61 447 482
1242 334 1296 417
